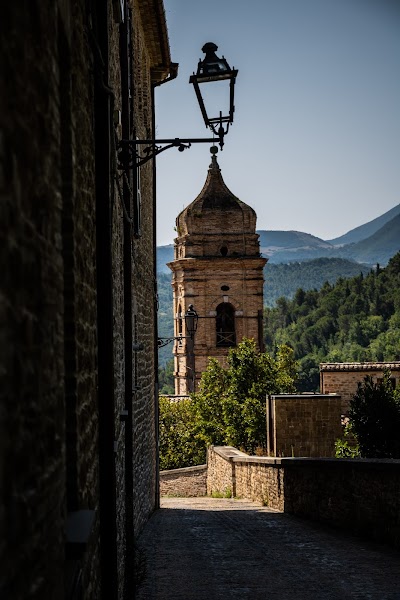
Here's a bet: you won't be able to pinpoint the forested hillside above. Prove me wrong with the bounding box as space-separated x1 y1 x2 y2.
264 253 400 391
264 258 370 306
157 272 174 368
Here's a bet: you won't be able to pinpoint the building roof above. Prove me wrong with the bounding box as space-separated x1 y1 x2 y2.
139 0 172 83
320 362 400 372
176 154 257 237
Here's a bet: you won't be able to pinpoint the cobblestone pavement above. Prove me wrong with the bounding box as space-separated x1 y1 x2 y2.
136 497 400 600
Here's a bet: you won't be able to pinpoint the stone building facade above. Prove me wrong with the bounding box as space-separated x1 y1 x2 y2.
168 154 267 394
0 1 173 599
320 362 400 415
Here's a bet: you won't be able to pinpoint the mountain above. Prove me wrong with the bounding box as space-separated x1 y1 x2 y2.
258 230 337 264
157 245 174 273
258 212 400 266
327 203 400 246
158 232 334 270
339 213 400 265
157 205 400 271
258 230 332 255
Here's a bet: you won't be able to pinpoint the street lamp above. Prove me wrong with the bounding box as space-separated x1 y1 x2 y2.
118 42 238 169
190 42 238 144
183 304 199 339
158 305 199 348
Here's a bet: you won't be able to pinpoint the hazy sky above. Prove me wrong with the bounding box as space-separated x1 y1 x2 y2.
155 0 400 246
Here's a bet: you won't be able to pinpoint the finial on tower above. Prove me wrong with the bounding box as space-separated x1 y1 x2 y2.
209 145 220 170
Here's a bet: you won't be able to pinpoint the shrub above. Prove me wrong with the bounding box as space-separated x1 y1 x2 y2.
348 371 400 458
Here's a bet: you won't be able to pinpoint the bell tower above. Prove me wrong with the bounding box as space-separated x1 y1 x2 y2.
168 149 267 395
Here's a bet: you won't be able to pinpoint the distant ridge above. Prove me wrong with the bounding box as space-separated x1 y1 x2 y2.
327 203 400 246
157 245 174 273
258 230 332 251
157 204 400 271
343 213 400 265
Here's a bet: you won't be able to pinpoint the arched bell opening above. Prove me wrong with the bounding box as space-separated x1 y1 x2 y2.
216 302 236 347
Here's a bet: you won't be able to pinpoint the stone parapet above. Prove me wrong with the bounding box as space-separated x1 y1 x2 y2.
206 447 400 549
206 446 247 497
160 465 207 497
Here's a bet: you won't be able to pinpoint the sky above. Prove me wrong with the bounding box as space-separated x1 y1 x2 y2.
155 0 400 246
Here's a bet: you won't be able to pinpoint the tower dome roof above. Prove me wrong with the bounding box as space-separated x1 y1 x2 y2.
176 154 257 237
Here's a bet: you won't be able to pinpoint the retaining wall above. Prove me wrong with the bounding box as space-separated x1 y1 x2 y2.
207 446 400 549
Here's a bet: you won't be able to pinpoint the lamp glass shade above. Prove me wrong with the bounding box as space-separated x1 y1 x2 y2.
184 305 198 338
189 42 238 134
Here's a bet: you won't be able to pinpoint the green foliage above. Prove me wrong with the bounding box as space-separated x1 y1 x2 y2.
265 252 400 390
158 358 174 395
348 372 400 458
159 339 298 469
158 396 206 470
335 424 360 458
192 339 298 454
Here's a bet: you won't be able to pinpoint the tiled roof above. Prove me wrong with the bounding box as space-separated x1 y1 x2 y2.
320 362 400 372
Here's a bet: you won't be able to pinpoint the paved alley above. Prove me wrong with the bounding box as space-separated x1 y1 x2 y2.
136 497 400 600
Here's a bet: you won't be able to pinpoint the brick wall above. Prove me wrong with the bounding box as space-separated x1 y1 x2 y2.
207 447 400 549
268 394 342 458
0 4 67 597
0 1 171 598
160 465 207 497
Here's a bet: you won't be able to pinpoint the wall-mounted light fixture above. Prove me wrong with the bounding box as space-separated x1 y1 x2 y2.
158 305 199 348
190 42 238 142
118 43 238 169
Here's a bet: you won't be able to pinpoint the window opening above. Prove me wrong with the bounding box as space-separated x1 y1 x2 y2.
216 302 236 347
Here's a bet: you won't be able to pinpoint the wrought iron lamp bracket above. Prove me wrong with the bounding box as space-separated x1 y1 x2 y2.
157 334 191 348
118 131 224 170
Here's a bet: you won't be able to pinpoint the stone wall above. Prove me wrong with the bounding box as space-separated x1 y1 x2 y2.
234 457 285 511
283 458 400 548
207 447 400 549
267 394 342 457
320 362 400 414
0 1 171 598
160 465 207 497
0 4 71 598
206 447 248 497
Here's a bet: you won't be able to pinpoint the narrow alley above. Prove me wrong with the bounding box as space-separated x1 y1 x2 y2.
136 497 400 600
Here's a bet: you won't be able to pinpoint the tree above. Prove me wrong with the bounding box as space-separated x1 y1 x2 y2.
192 339 298 454
159 396 206 470
349 372 400 458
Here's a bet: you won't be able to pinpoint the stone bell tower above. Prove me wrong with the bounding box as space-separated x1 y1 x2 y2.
168 150 267 395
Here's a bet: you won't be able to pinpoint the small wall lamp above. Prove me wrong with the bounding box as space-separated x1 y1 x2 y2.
158 304 199 348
